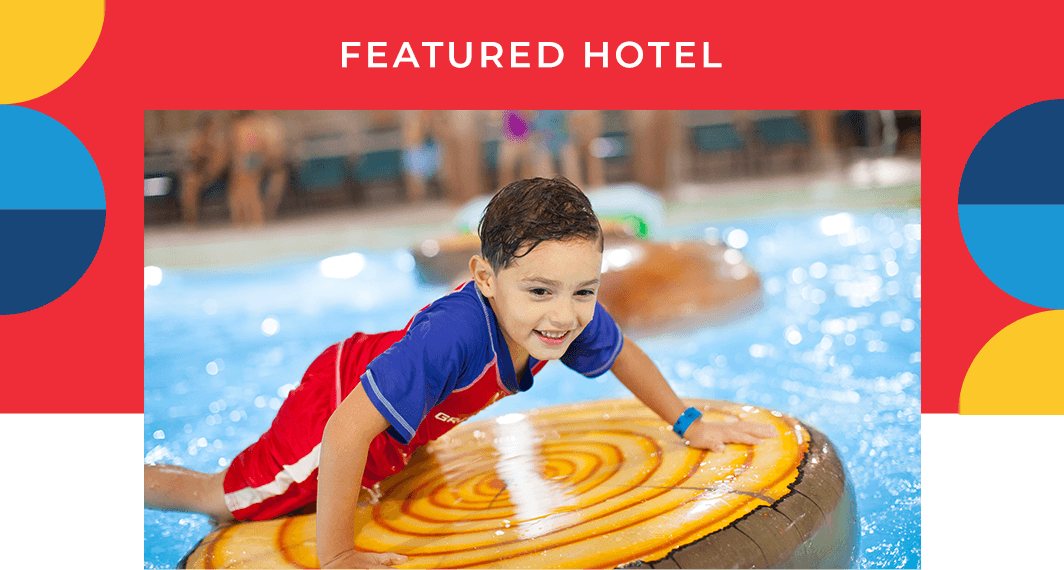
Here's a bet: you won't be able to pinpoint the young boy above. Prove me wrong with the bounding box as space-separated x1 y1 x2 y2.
145 177 775 569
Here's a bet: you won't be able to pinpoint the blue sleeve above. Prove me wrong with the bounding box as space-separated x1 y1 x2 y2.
561 302 625 378
361 298 480 444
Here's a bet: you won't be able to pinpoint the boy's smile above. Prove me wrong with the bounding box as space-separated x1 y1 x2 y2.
472 238 603 372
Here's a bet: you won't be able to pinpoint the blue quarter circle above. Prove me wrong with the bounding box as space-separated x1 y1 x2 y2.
958 99 1064 206
0 105 106 210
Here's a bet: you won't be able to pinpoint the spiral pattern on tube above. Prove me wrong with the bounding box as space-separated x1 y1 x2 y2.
183 399 809 569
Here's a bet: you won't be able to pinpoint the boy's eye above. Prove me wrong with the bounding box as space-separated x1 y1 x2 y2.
527 287 595 295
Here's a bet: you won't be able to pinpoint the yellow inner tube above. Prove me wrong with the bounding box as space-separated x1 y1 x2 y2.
182 399 853 569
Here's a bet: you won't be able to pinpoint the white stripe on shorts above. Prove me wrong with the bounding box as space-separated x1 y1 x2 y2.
224 443 322 513
335 339 345 411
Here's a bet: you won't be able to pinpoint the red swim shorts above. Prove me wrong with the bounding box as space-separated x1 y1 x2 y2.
221 337 410 521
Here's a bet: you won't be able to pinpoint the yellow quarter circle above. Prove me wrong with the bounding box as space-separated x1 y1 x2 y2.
0 2 105 103
960 310 1064 414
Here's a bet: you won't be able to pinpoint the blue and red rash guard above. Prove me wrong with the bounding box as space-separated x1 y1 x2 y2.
222 280 623 521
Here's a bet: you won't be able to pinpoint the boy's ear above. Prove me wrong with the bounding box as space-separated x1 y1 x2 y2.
469 255 496 297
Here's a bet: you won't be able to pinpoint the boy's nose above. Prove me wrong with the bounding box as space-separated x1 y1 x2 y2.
549 300 578 328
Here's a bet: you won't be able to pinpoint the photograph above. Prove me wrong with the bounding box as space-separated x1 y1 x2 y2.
142 109 921 568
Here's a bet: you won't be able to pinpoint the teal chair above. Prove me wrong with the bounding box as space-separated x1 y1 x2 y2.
754 116 809 147
691 123 743 152
354 149 404 183
751 112 810 171
687 111 747 177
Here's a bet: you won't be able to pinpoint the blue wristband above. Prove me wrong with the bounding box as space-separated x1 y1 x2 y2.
672 407 703 438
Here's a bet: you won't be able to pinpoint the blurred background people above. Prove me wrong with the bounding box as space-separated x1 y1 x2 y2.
401 110 482 204
568 110 605 189
442 110 483 203
178 112 229 226
229 110 287 228
401 110 443 203
498 110 552 183
400 109 446 203
496 110 606 190
144 109 920 230
628 110 681 192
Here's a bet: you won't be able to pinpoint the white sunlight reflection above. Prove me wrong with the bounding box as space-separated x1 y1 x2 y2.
724 228 749 249
496 413 525 425
144 266 162 289
319 252 366 279
493 419 571 536
261 317 280 336
602 246 638 272
820 213 854 236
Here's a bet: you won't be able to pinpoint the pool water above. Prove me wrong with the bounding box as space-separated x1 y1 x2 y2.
144 209 921 569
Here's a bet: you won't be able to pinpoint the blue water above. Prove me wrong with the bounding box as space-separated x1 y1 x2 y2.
144 209 921 569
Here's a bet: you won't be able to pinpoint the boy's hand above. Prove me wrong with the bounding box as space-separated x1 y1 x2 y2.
321 549 408 569
682 420 777 452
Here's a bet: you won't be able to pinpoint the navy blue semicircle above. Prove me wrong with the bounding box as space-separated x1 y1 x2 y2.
958 99 1064 205
0 210 107 315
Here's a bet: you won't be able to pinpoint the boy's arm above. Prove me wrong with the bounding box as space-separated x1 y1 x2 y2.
610 336 776 451
317 383 409 569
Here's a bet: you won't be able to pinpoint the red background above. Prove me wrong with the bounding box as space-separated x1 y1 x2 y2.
3 0 1057 413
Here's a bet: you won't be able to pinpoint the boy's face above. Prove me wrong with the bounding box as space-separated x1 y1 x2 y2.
474 237 602 364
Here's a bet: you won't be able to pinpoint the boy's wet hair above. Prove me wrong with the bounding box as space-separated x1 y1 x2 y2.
479 176 603 272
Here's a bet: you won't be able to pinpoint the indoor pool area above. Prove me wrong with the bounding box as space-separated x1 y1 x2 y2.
145 199 921 568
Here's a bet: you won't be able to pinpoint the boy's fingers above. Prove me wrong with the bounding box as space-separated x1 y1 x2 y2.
376 552 408 566
691 422 778 452
729 422 776 438
754 424 778 437
691 432 726 453
726 432 764 445
721 424 776 446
